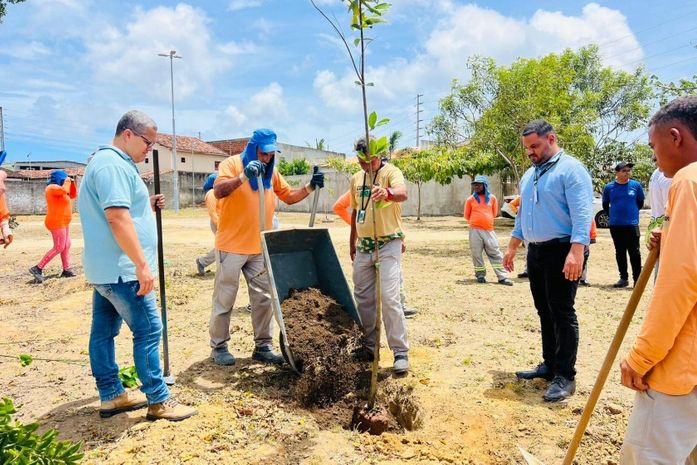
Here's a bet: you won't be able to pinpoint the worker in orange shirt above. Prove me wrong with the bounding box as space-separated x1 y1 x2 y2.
508 195 529 279
332 190 417 318
619 96 697 464
579 220 597 286
464 175 512 285
29 170 77 282
196 172 220 276
0 154 12 248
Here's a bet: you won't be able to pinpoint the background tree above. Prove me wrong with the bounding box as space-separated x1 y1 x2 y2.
277 158 311 176
388 130 402 157
428 46 655 191
305 138 327 151
325 156 361 184
0 0 25 23
391 149 435 220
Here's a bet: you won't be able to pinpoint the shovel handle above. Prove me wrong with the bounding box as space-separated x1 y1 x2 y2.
562 245 659 465
308 166 320 227
257 174 265 232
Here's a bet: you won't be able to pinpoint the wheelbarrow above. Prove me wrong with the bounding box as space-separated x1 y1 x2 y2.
258 179 360 375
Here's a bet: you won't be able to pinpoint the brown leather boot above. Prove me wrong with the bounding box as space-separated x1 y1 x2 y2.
146 399 198 422
99 391 147 418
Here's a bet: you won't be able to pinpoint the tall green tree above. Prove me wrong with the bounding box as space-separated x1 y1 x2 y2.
428 45 655 190
388 130 402 156
391 149 435 220
0 0 24 23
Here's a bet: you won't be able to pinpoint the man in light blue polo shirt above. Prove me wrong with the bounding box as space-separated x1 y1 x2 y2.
503 119 593 402
79 110 196 422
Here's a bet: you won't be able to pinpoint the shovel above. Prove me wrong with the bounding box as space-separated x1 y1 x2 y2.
520 245 659 465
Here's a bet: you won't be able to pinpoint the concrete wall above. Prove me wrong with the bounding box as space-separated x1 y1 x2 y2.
5 177 83 215
276 172 506 217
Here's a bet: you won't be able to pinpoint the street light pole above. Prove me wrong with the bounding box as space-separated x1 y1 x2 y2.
158 50 182 212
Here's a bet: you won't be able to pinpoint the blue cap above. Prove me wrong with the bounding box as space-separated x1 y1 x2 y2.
48 169 69 186
203 172 217 192
250 128 280 153
0 150 6 166
472 175 488 185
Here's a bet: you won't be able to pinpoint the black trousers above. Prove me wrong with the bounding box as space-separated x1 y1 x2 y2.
609 225 642 282
527 240 579 380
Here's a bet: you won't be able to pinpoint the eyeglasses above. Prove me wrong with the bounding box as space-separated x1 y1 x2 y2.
131 130 155 149
620 168 632 173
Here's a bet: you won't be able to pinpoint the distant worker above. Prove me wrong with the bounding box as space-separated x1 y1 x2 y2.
29 170 77 282
464 175 512 286
579 220 597 286
602 162 645 288
0 151 12 248
196 173 220 276
349 137 410 374
209 128 324 366
503 119 593 403
333 190 417 318
619 95 697 465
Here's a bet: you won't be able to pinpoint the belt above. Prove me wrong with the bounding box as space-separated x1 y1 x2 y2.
528 236 571 246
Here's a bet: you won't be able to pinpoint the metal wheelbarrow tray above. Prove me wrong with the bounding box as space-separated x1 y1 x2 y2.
261 227 360 374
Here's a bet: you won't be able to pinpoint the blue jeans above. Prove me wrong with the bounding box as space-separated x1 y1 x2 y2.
88 279 169 404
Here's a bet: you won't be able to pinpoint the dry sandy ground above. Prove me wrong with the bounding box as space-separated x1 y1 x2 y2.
0 209 655 464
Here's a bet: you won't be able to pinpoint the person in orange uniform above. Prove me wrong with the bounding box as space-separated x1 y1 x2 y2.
208 128 325 366
508 195 529 278
0 152 12 248
333 189 417 318
29 170 77 282
579 220 597 286
619 96 697 464
195 172 220 276
464 175 512 285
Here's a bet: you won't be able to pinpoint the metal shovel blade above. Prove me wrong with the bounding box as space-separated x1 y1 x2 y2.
519 447 547 465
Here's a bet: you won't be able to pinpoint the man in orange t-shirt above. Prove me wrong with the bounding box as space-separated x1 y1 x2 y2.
620 96 697 464
208 128 325 366
464 175 512 285
29 170 77 282
0 166 12 248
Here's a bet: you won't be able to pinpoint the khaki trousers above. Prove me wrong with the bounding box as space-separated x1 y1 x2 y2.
198 221 217 268
620 387 697 465
353 239 409 356
209 251 274 350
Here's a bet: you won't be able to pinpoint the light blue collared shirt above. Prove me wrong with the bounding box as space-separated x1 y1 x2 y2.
79 145 158 284
512 150 593 245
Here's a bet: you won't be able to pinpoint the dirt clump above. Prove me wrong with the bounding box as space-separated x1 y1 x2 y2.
351 404 391 435
281 287 368 407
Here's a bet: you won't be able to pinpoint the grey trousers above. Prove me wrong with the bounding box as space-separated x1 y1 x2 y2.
620 388 697 465
353 239 409 356
469 228 507 280
198 221 217 268
209 251 274 350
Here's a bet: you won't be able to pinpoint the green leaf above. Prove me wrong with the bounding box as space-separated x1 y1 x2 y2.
365 82 375 86
18 354 32 367
376 117 390 127
353 38 360 47
368 111 377 129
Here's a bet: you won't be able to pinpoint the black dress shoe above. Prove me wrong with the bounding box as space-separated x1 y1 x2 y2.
515 362 554 381
543 375 576 402
613 279 629 288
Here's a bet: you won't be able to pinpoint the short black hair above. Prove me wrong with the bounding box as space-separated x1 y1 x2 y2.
522 119 554 137
354 135 374 156
649 95 697 140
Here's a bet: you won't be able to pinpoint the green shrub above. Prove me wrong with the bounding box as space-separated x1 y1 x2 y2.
0 397 84 464
277 158 311 176
118 366 140 388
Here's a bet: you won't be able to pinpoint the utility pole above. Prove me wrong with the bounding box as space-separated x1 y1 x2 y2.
415 94 423 148
158 50 182 212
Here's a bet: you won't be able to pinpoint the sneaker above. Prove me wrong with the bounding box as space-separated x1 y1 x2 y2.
146 398 198 422
29 265 44 283
195 258 205 276
393 355 409 374
252 346 284 365
613 279 629 288
403 306 418 318
211 347 236 366
99 391 147 418
476 276 486 284
60 269 76 278
517 271 529 278
498 278 513 286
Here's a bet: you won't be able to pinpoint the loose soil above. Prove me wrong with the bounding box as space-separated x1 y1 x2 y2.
0 210 655 464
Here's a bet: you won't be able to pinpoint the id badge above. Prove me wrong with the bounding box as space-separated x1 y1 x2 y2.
357 209 366 224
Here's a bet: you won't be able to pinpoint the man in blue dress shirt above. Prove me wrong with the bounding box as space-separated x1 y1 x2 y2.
602 162 645 288
503 119 593 402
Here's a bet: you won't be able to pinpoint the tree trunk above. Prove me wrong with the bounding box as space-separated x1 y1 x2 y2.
417 183 422 221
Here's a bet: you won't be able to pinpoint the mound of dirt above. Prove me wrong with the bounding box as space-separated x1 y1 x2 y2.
281 287 368 407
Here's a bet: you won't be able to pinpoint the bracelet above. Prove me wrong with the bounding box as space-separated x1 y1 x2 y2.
386 187 394 201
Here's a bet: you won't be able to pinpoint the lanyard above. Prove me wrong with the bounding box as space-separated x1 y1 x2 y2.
360 163 383 211
533 151 563 203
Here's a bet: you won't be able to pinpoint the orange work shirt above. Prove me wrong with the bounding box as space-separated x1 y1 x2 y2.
0 171 9 222
45 178 77 230
464 194 498 231
626 162 697 395
215 155 292 255
332 190 352 226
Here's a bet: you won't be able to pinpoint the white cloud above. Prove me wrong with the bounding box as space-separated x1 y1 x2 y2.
0 41 51 60
215 82 289 136
227 0 263 11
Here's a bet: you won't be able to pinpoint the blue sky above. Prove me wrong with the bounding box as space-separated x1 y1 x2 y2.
1 0 696 164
